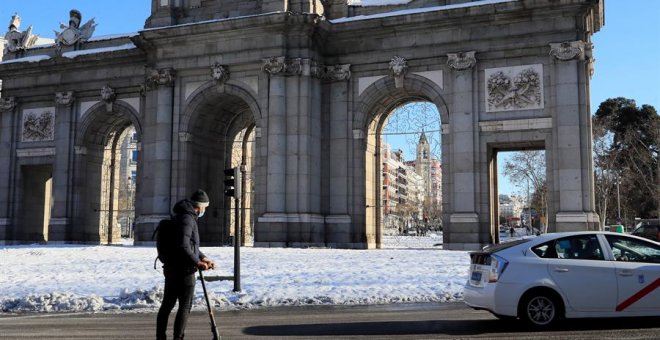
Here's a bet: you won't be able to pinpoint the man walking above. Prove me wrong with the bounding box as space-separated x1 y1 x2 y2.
157 189 215 340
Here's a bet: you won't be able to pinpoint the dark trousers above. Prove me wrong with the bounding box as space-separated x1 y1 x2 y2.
156 270 196 339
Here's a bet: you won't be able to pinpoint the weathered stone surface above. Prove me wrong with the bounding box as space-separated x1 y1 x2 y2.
0 0 603 248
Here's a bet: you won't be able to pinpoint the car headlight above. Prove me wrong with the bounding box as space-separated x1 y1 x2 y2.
488 254 509 283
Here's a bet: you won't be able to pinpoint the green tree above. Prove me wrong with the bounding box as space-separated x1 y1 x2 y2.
594 98 659 222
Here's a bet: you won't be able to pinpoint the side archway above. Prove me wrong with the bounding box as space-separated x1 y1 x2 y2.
352 74 449 248
73 100 142 244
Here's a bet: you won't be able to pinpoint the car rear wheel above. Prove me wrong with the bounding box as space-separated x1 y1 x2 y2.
519 293 560 327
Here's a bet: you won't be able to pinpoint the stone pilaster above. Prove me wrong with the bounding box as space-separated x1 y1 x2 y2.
48 92 76 242
257 57 328 246
445 51 481 250
0 97 17 241
549 40 599 231
135 68 175 243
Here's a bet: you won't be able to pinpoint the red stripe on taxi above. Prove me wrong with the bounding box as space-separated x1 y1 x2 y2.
616 278 660 312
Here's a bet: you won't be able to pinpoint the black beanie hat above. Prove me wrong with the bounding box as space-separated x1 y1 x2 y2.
190 189 210 208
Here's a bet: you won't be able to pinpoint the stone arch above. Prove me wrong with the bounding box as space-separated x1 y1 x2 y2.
180 80 261 134
77 100 142 146
354 74 449 132
73 100 141 244
176 80 261 245
352 74 449 248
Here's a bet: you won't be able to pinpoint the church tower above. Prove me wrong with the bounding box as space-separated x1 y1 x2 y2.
415 132 432 203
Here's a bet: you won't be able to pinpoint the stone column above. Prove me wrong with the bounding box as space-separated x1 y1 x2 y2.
49 91 76 243
0 97 17 243
257 57 328 247
549 41 599 231
134 68 175 243
445 51 481 250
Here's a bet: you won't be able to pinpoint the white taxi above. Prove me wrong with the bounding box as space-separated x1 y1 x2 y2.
463 231 660 327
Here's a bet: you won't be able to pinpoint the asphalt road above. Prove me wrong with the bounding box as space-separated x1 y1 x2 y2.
1 302 659 339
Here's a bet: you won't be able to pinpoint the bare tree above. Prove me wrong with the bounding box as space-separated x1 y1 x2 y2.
502 151 547 232
593 116 621 229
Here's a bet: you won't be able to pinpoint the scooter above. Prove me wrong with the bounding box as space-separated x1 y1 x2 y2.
198 268 221 340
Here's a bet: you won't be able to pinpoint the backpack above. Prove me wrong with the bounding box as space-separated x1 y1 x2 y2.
152 218 177 269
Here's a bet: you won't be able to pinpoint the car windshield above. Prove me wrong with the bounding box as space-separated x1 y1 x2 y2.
606 234 660 263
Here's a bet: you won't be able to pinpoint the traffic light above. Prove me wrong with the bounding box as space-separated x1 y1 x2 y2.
223 167 241 197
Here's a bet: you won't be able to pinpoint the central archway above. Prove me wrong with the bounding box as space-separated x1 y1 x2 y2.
180 81 261 245
355 75 449 248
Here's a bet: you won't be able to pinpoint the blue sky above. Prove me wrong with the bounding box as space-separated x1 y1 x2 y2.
2 0 659 195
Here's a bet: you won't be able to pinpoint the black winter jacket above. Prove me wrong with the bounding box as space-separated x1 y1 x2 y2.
167 199 207 274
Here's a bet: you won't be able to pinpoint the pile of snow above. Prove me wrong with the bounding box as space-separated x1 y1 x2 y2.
0 234 471 314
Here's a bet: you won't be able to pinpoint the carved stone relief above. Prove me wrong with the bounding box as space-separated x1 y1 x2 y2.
485 64 544 112
22 108 55 142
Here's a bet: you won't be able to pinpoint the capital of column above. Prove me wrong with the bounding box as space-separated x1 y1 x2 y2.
0 96 16 112
262 57 303 76
55 91 75 106
549 41 586 61
447 51 476 71
146 68 176 90
314 63 352 82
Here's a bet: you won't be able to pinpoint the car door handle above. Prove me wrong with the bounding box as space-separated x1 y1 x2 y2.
553 267 569 272
618 270 633 276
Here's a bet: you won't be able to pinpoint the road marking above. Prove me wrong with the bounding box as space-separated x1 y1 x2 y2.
616 277 660 312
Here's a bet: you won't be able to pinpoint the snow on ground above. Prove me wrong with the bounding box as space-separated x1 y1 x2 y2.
0 234 472 314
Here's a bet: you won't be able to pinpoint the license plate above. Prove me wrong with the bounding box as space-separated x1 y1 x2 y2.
471 271 482 282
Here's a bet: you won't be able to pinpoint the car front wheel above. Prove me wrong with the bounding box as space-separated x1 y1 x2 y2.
520 293 560 327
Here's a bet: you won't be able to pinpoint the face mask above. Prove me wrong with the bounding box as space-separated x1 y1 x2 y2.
198 210 205 218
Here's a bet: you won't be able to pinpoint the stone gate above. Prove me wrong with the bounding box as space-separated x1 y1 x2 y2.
0 0 604 249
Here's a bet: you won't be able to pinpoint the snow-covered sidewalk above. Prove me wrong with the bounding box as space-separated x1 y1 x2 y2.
0 234 470 314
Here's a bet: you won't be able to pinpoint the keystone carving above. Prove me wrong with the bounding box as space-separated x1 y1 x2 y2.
55 91 75 106
389 56 408 88
101 85 116 112
211 63 230 83
447 51 477 70
549 41 585 61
